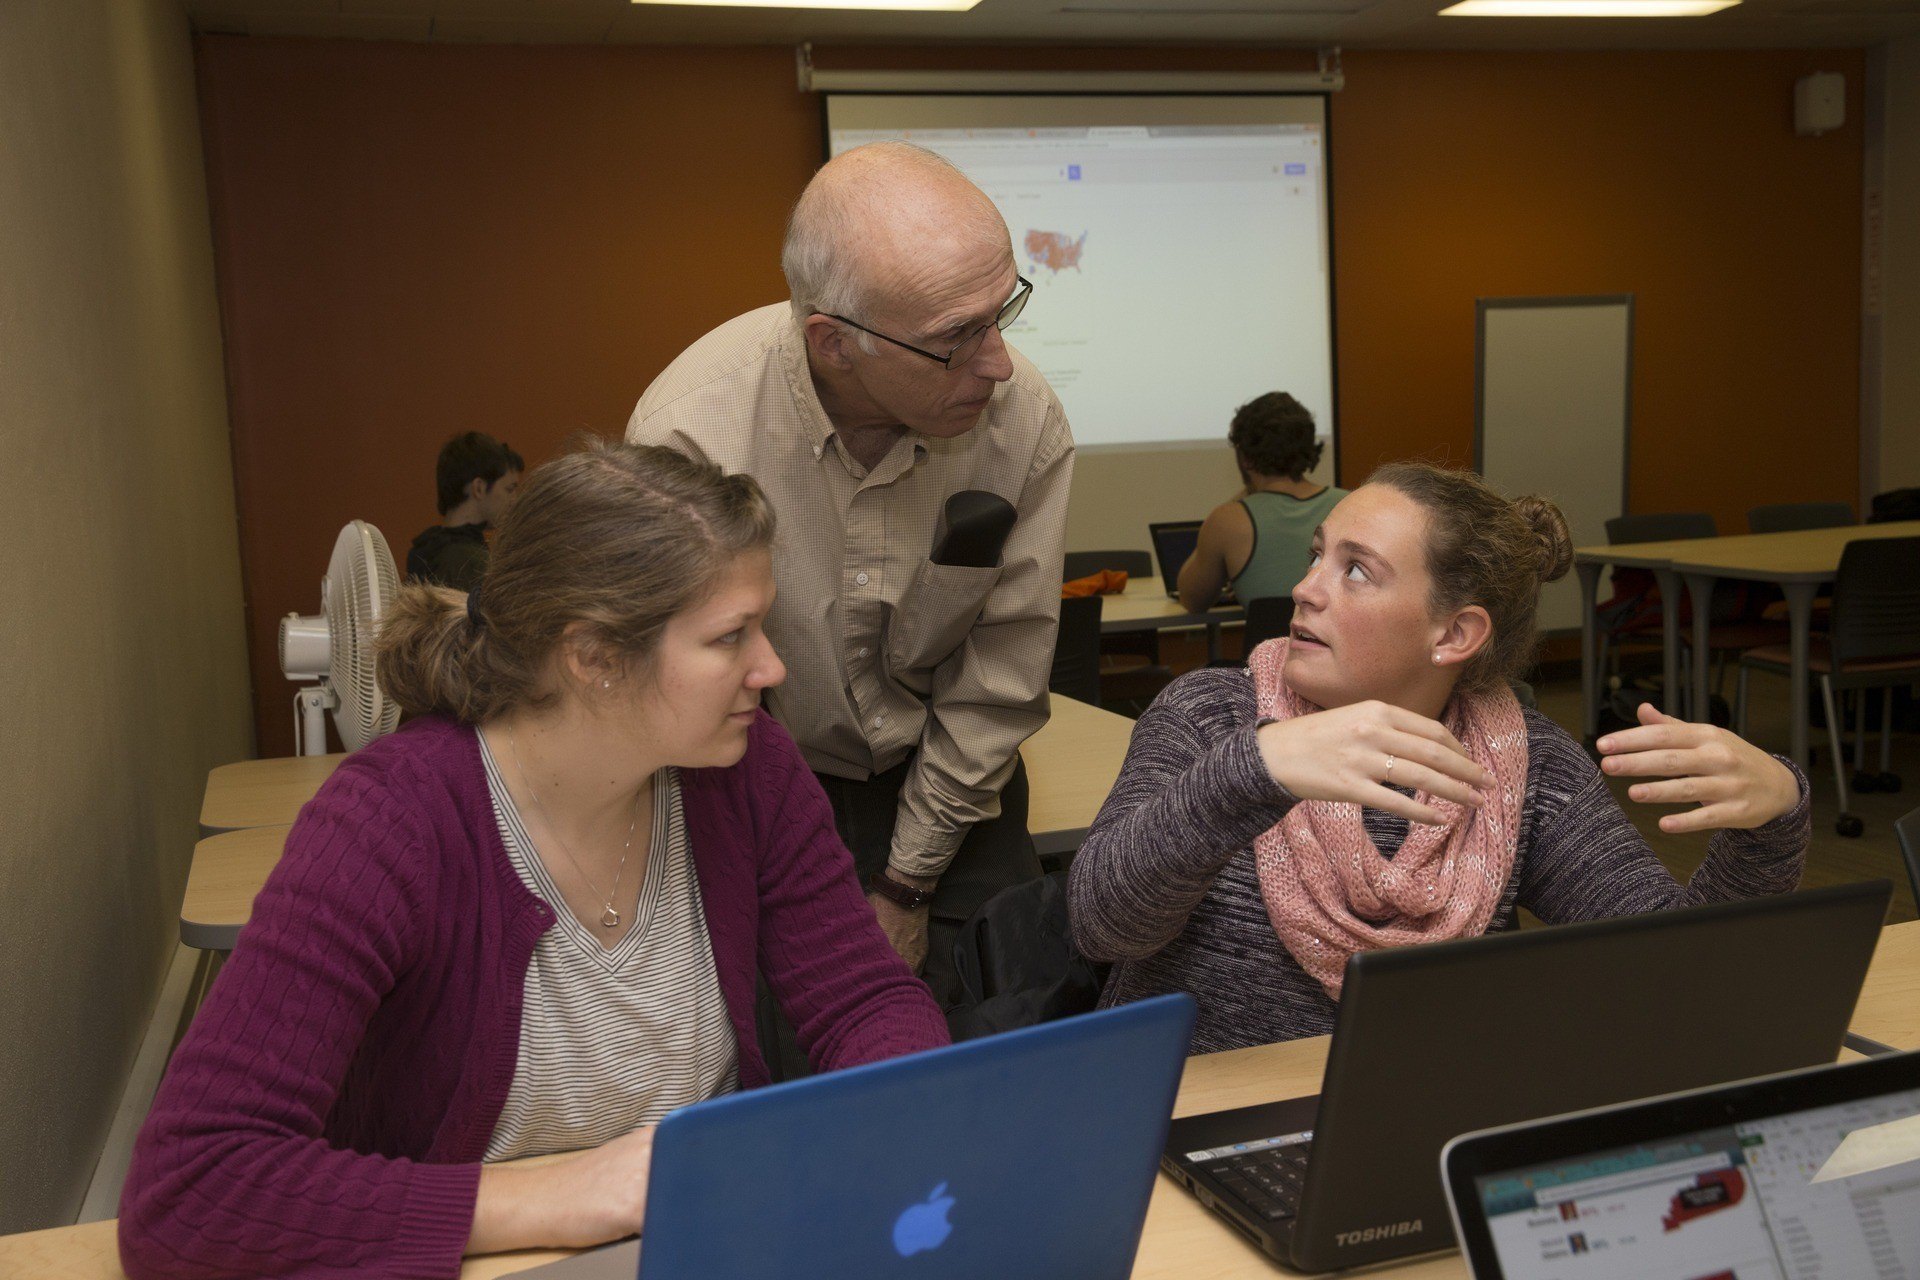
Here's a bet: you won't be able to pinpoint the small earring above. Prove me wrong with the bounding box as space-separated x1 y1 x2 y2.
602 680 611 688
1432 652 1443 665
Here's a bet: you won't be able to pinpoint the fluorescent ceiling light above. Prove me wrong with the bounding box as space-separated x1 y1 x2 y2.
632 0 979 8
1440 0 1738 14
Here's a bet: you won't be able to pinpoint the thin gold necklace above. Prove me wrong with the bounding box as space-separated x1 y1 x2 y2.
506 728 642 929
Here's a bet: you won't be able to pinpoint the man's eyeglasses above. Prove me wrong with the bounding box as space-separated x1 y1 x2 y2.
821 276 1032 371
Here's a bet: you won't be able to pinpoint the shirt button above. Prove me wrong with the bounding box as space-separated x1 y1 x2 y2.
854 572 870 587
873 715 887 728
857 647 870 659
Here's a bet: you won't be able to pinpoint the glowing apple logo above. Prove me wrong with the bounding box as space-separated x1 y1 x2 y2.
891 1182 956 1257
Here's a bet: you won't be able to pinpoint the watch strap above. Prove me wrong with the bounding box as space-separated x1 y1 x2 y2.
867 871 935 910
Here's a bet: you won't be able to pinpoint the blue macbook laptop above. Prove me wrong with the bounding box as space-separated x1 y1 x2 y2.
523 993 1196 1280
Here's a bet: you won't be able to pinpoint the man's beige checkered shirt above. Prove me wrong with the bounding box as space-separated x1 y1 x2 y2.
627 304 1075 878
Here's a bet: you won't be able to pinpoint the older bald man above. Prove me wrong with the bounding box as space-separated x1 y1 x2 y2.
627 142 1074 1015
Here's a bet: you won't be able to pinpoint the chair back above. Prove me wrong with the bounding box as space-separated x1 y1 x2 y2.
1605 512 1716 545
1830 536 1920 667
1747 502 1854 534
1897 806 1920 913
1242 596 1296 653
1049 594 1103 706
1064 549 1154 581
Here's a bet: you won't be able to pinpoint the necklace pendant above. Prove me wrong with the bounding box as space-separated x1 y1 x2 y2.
601 906 621 929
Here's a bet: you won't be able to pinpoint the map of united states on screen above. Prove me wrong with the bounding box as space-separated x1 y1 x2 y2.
1026 229 1088 274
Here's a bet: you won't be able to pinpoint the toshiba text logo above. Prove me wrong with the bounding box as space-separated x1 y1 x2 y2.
1336 1219 1423 1247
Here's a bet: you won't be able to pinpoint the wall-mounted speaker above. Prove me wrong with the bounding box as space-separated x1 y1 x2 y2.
1795 72 1846 137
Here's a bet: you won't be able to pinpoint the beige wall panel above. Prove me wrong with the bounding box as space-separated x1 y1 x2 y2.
1065 443 1335 571
0 0 252 1232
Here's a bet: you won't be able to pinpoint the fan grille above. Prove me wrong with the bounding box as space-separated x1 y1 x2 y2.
326 520 402 749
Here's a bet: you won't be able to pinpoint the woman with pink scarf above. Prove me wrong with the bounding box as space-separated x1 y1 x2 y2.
1068 462 1809 1053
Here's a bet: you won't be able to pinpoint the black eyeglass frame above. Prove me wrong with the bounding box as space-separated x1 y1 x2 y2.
820 276 1033 371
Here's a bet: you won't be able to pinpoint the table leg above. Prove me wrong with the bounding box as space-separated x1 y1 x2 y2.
174 949 225 1055
1654 567 1684 717
1577 561 1603 742
1206 622 1223 665
1784 581 1819 766
1683 572 1717 725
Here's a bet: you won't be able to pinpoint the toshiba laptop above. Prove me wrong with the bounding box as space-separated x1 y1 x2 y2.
1160 882 1890 1273
1443 1049 1920 1279
520 993 1195 1280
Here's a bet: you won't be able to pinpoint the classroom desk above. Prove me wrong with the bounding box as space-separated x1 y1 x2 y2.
178 826 290 951
198 753 343 834
178 695 1134 952
1025 693 1134 857
1669 522 1920 765
1850 917 1920 1053
0 1035 1464 1280
1572 534 1716 739
1099 578 1245 664
1572 521 1920 757
12 921 1917 1280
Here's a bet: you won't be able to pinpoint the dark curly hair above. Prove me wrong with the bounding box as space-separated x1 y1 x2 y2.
1228 392 1321 481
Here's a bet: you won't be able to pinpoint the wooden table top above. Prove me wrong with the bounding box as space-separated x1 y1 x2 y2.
1025 693 1133 853
15 922 1917 1280
1662 520 1920 582
199 753 344 833
1852 918 1920 1052
1573 520 1920 581
0 1034 1442 1280
179 696 1135 947
178 825 291 950
1099 579 1245 630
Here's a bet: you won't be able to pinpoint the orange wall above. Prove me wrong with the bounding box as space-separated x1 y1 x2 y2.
193 37 1863 753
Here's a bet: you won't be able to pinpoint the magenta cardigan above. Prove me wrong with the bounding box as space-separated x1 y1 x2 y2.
120 712 949 1279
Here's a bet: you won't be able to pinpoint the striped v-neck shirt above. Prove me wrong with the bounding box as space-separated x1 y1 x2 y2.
478 738 738 1161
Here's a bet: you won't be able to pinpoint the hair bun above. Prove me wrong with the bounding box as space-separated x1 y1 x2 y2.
1514 495 1574 584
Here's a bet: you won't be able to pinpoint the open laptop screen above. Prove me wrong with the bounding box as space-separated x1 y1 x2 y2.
1147 522 1201 598
1468 1086 1920 1279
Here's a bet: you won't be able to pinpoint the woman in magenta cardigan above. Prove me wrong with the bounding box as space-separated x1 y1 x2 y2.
120 442 949 1279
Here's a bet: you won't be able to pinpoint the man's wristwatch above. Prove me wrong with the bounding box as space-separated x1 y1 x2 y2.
866 871 935 910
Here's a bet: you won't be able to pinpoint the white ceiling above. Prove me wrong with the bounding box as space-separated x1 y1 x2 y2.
183 0 1920 51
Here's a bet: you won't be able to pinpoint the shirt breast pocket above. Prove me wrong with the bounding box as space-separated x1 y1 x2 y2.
888 560 1003 674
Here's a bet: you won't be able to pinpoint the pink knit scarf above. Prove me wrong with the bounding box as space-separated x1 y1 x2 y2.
1248 637 1528 998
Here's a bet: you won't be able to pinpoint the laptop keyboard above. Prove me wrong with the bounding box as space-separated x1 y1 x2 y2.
1202 1141 1313 1222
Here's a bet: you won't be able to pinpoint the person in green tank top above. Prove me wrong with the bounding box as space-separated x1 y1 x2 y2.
1178 392 1347 612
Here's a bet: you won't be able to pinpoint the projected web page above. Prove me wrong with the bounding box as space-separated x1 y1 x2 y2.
828 98 1334 456
1474 1089 1920 1280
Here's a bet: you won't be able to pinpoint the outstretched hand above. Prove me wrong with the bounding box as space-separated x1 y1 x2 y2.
1256 700 1491 827
1598 702 1800 834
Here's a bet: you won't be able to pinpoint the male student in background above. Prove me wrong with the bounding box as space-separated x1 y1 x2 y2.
627 142 1074 1011
407 432 523 591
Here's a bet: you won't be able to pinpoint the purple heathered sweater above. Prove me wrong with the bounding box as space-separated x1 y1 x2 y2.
119 712 949 1280
1069 668 1810 1055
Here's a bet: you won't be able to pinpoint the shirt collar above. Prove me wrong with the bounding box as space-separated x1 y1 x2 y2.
775 303 930 469
774 309 841 458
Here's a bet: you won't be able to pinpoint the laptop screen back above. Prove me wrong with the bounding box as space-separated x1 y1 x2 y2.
637 994 1195 1280
1148 522 1201 596
1467 1083 1920 1278
1283 882 1890 1273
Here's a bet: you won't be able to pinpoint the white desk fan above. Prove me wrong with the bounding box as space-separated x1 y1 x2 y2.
279 520 402 755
